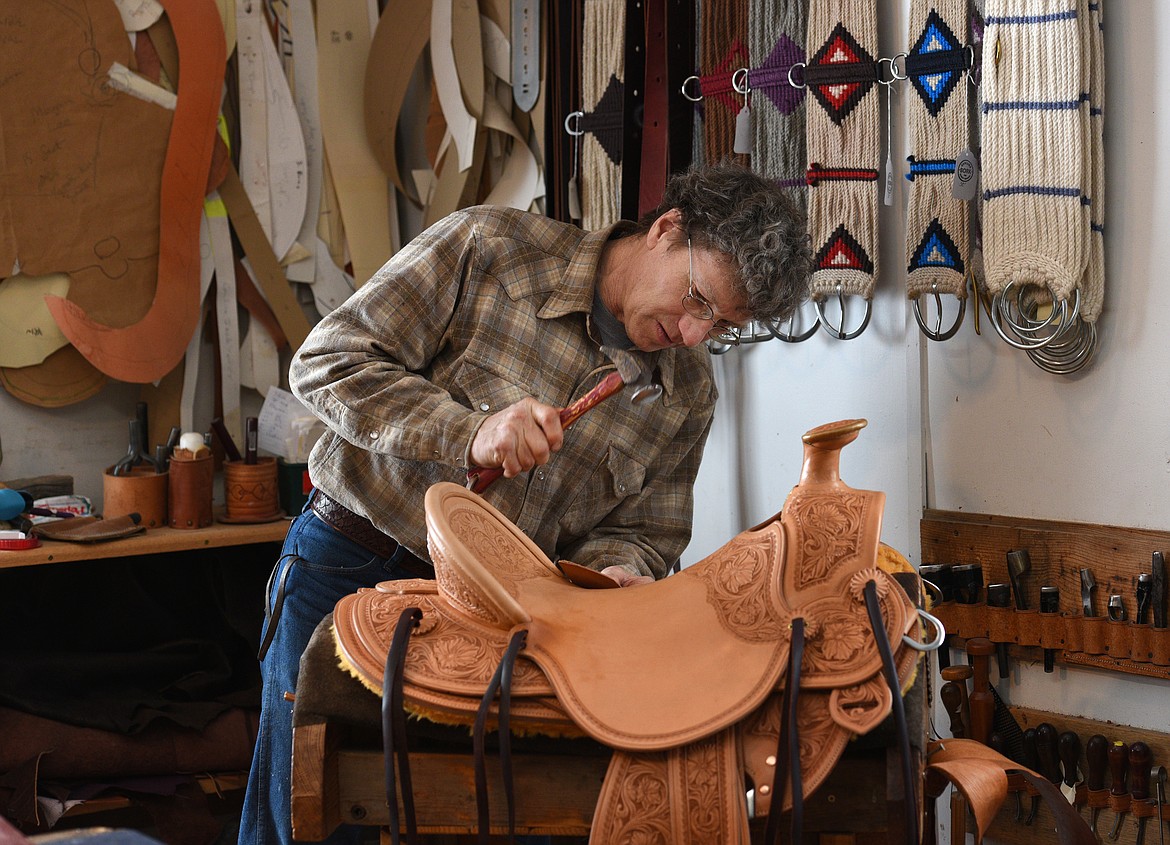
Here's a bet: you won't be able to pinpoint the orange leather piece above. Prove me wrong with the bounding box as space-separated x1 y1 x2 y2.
43 0 227 384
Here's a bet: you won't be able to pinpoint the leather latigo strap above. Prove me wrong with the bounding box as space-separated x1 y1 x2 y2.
638 0 669 216
544 0 583 222
805 0 881 301
904 0 971 301
620 0 645 220
665 0 695 176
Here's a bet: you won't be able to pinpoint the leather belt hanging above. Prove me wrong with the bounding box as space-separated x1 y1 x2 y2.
903 0 972 341
803 0 881 340
665 0 695 178
638 0 669 216
620 0 646 220
545 0 583 221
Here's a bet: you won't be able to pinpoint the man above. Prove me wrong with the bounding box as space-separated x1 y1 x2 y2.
239 161 810 844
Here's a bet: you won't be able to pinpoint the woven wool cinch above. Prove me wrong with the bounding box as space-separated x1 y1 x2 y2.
805 0 881 301
979 0 1087 305
580 0 625 229
904 0 971 302
749 0 808 209
699 0 749 165
1080 0 1104 323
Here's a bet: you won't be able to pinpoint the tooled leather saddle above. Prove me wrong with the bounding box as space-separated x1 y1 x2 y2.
331 419 927 844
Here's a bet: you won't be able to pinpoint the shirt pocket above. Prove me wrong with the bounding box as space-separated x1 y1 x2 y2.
451 355 536 415
560 444 648 536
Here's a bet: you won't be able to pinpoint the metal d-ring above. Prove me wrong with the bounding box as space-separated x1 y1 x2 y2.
787 61 807 89
904 607 947 652
912 285 966 342
878 53 907 85
1027 318 1097 374
767 303 820 343
890 51 908 81
681 75 703 102
563 110 584 136
814 286 872 340
989 284 1069 350
732 67 751 95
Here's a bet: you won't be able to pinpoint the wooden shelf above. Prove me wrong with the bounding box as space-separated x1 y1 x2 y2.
0 518 289 570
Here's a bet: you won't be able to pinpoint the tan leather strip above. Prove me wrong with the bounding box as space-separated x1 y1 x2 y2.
217 166 310 350
363 0 432 201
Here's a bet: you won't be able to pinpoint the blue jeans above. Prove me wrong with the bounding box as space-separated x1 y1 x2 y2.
238 493 420 845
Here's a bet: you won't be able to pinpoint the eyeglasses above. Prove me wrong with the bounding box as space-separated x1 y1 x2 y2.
682 238 741 345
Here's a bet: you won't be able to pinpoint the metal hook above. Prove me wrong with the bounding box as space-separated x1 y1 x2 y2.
787 61 807 89
732 67 751 95
813 286 872 340
913 285 966 342
563 110 584 136
904 607 947 652
681 75 703 102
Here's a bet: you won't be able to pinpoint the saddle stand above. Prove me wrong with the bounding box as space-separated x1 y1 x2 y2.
333 419 926 845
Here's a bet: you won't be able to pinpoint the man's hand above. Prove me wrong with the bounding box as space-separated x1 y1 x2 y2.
600 565 655 587
470 397 565 478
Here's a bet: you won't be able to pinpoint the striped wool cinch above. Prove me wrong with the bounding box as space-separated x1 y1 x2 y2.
979 1 1087 307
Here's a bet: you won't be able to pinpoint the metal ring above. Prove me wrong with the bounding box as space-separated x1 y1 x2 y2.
767 303 820 343
877 56 901 85
903 608 947 652
989 287 1069 350
732 67 750 95
913 287 966 342
919 577 945 606
787 61 807 89
563 110 584 136
890 51 908 80
681 75 703 102
813 289 872 340
1026 319 1097 374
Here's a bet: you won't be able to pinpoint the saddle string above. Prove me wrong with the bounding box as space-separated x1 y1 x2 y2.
257 553 298 661
863 579 919 845
382 607 423 845
763 616 805 845
472 629 528 845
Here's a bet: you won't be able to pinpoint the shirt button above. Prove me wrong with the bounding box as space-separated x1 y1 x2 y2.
536 470 545 480
480 403 490 411
618 483 626 493
368 431 379 441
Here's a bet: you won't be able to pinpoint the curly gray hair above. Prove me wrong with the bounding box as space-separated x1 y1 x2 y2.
638 161 811 324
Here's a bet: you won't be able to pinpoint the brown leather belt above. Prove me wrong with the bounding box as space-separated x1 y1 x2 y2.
310 489 432 577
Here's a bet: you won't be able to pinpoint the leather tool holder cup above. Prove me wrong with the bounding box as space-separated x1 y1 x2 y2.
168 452 214 529
102 465 168 528
223 457 280 522
277 459 312 516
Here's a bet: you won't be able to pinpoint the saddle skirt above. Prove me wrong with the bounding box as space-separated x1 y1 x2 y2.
332 419 924 819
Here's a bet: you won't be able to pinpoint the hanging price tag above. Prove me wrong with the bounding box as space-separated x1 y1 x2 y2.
733 105 752 155
952 148 979 200
883 155 895 206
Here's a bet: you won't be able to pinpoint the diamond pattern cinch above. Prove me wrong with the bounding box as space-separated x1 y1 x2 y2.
808 23 876 126
909 10 963 117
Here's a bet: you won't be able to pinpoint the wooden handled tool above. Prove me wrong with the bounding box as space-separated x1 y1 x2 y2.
1108 740 1130 840
965 637 995 746
1087 733 1109 832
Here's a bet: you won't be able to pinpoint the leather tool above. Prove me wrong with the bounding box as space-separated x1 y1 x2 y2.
940 664 972 738
112 418 161 476
1059 730 1081 804
1152 552 1167 629
1087 733 1109 832
1109 594 1128 622
920 563 954 669
211 417 243 463
1109 739 1130 840
1036 723 1064 817
953 563 983 604
1132 743 1153 845
1022 727 1042 824
245 417 259 464
465 348 661 493
966 637 995 746
1040 585 1060 672
986 582 1012 678
1137 573 1154 624
1081 568 1097 617
1007 549 1033 609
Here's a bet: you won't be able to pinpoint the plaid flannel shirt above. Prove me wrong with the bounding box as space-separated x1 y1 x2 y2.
291 206 717 579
